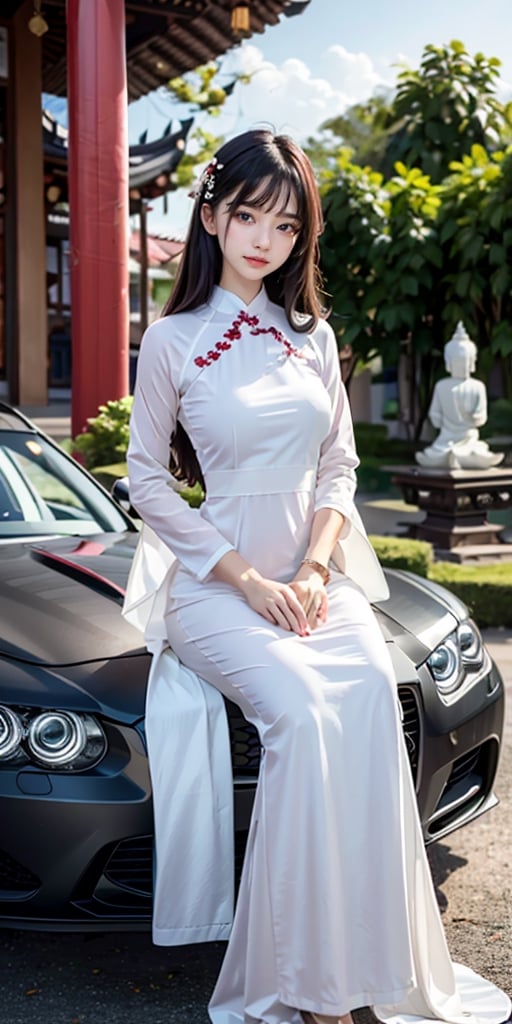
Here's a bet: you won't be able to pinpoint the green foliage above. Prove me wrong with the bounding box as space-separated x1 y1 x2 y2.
370 535 433 577
430 561 512 627
164 62 248 189
384 42 509 182
317 41 512 437
371 535 512 626
171 127 223 190
90 463 128 489
480 398 512 437
353 422 389 456
167 63 241 114
438 146 512 362
179 483 205 508
73 397 133 469
305 93 393 179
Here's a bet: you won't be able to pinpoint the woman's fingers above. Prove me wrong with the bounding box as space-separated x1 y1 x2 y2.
274 589 309 634
290 580 327 631
243 577 312 635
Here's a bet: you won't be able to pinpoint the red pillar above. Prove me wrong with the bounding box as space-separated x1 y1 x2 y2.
67 0 129 439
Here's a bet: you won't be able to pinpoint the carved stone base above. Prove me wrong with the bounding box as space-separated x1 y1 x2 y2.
390 465 512 561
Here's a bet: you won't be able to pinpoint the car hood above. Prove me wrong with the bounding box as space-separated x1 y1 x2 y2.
374 568 467 664
0 534 467 674
0 533 144 666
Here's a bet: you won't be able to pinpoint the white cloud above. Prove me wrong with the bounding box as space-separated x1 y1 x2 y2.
144 44 394 234
220 42 391 140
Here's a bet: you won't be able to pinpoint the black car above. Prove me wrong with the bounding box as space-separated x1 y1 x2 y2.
0 402 505 932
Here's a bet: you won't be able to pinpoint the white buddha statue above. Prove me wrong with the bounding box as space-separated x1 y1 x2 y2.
415 323 504 470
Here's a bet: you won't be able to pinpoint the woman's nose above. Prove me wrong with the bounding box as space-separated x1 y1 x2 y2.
254 224 271 249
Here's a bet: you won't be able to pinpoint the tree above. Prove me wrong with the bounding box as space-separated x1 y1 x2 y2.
439 145 512 395
316 42 512 437
383 41 511 182
308 93 393 176
321 154 444 438
164 62 249 189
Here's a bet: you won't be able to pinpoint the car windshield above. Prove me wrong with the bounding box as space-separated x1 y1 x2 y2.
0 431 131 538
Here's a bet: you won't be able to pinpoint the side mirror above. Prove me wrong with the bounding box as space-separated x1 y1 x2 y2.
111 476 132 514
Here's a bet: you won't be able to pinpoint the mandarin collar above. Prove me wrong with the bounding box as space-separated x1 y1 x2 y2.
209 285 270 317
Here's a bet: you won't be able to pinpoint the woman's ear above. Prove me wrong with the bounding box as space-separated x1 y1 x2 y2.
200 203 217 236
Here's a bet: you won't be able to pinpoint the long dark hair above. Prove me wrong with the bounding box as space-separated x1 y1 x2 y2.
164 129 325 487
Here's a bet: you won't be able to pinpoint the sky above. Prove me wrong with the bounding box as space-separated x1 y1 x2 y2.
46 0 512 237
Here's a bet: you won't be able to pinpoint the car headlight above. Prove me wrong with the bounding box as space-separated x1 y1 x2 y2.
427 637 460 694
0 706 106 770
457 620 483 666
427 619 485 697
0 706 23 760
27 712 87 766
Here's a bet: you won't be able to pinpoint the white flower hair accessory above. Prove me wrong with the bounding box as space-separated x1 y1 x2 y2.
188 156 224 202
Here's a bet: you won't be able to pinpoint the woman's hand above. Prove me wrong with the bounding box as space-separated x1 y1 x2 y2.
240 573 311 636
211 551 311 635
289 563 328 631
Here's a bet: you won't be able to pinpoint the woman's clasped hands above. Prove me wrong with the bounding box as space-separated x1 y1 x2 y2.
240 565 328 636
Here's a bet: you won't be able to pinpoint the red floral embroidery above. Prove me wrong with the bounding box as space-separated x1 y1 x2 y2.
194 310 303 368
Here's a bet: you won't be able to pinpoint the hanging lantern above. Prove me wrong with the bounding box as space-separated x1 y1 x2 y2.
231 2 251 37
28 1 49 36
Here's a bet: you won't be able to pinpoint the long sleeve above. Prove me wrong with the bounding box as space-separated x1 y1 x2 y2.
314 322 359 535
128 318 234 581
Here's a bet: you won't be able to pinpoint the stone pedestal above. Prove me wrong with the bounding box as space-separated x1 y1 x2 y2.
390 465 512 562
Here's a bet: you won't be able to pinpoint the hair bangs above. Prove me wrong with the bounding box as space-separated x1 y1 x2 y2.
232 172 300 213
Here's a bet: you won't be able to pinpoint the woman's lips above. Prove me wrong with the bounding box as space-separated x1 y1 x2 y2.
244 256 269 267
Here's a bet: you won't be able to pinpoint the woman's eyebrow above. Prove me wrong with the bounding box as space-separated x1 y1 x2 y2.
276 210 301 222
233 199 301 222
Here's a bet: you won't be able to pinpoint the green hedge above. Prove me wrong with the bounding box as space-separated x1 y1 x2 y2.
91 462 128 490
429 561 512 629
91 463 205 509
369 535 433 578
370 535 512 627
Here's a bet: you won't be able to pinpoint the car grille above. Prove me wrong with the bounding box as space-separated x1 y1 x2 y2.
0 849 41 895
96 685 421 905
398 686 420 779
225 685 420 782
428 740 497 837
224 699 261 777
104 835 153 897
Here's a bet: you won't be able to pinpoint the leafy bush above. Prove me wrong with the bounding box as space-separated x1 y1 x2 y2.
354 422 389 457
371 533 512 626
430 561 512 628
180 483 204 508
369 535 433 577
358 456 396 493
74 397 133 469
480 398 512 439
90 463 128 490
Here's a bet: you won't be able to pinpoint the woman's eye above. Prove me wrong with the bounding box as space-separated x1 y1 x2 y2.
278 222 298 234
237 211 253 223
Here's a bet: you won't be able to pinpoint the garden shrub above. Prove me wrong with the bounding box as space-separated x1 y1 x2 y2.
91 463 128 490
74 397 134 469
371 534 512 626
369 535 433 578
430 561 512 628
480 397 512 439
354 422 389 457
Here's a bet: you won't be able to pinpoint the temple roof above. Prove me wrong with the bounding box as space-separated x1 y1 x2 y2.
43 111 193 204
7 0 310 101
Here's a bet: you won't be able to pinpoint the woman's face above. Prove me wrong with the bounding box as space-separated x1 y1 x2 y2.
201 183 301 304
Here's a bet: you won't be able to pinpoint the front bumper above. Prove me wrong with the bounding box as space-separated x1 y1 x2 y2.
0 654 505 931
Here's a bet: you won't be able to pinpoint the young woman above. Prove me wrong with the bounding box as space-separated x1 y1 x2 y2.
124 130 510 1024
